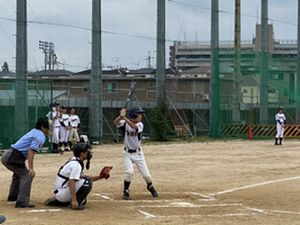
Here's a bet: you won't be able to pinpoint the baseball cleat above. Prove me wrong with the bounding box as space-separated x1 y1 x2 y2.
147 184 158 198
7 196 17 202
15 202 35 208
122 189 130 200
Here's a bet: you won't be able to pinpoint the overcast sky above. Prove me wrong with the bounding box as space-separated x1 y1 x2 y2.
0 0 297 72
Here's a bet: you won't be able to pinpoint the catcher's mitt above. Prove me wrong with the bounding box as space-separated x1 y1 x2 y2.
99 166 113 179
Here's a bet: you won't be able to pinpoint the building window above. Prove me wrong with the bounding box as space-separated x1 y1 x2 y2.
271 73 283 80
107 82 116 93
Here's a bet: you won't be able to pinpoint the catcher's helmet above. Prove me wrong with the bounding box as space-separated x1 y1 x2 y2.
128 106 145 118
73 142 92 157
35 117 49 129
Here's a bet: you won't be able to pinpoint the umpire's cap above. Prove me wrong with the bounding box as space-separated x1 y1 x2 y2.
73 142 92 157
128 106 145 119
35 117 50 130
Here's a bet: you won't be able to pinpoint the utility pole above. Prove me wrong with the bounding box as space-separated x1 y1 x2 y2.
156 0 166 105
209 0 221 138
48 42 54 70
296 0 300 123
15 0 28 138
89 0 102 142
259 0 269 125
147 51 152 68
39 41 56 71
232 0 241 123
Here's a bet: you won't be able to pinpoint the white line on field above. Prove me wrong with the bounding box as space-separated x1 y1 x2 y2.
138 210 156 218
207 213 250 217
187 192 216 201
137 203 243 208
244 206 300 216
91 198 185 203
267 209 300 215
211 175 300 196
22 209 63 213
93 193 113 200
244 207 266 214
141 213 250 218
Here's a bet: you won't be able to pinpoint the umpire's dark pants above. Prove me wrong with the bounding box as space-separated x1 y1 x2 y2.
1 149 33 205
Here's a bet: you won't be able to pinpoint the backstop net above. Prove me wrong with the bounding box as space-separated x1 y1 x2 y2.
217 49 298 138
0 79 52 151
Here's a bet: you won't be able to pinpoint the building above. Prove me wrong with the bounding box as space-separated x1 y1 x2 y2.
169 24 297 70
169 24 297 109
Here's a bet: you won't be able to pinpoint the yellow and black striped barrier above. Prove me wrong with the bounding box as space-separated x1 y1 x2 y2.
221 124 300 138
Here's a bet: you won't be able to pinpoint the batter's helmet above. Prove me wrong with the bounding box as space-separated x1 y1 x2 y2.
128 106 145 118
35 117 50 129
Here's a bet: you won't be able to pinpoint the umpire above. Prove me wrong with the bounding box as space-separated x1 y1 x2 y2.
1 117 50 208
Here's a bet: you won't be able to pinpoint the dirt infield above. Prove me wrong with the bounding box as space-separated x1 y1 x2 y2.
1 140 300 224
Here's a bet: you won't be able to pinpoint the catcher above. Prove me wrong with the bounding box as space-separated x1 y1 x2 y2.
44 142 112 209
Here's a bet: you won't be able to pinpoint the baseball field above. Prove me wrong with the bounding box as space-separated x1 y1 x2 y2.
1 140 300 225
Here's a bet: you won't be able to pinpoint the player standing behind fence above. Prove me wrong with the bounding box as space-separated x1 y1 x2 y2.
114 106 158 200
68 107 81 150
50 103 61 153
275 107 286 145
59 106 71 152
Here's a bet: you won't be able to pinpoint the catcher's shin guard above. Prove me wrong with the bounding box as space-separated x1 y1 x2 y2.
122 181 131 200
147 183 158 198
76 178 93 207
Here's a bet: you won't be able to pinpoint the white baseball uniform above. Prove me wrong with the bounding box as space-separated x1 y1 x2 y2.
118 120 152 184
53 157 85 202
52 110 61 144
275 112 286 138
60 113 70 144
69 114 80 143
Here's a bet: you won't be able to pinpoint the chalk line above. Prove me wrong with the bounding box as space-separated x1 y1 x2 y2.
137 203 243 208
211 175 300 196
22 209 63 213
138 210 156 218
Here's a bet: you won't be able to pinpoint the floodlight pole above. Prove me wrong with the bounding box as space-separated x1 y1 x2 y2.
259 0 269 125
15 0 28 137
296 1 300 123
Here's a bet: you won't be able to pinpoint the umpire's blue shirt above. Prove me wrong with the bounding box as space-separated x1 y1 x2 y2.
11 128 46 159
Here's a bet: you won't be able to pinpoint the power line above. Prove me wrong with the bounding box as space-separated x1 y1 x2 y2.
27 2 67 69
167 0 297 26
0 20 39 71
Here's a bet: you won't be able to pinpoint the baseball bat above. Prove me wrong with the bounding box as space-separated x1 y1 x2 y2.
124 80 137 109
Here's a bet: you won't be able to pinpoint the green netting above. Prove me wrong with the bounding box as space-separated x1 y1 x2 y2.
0 79 52 150
214 50 298 137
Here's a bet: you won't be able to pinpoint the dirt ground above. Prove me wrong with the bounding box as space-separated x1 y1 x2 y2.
2 140 300 224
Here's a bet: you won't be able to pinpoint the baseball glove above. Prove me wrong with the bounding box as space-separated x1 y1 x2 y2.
99 166 113 179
